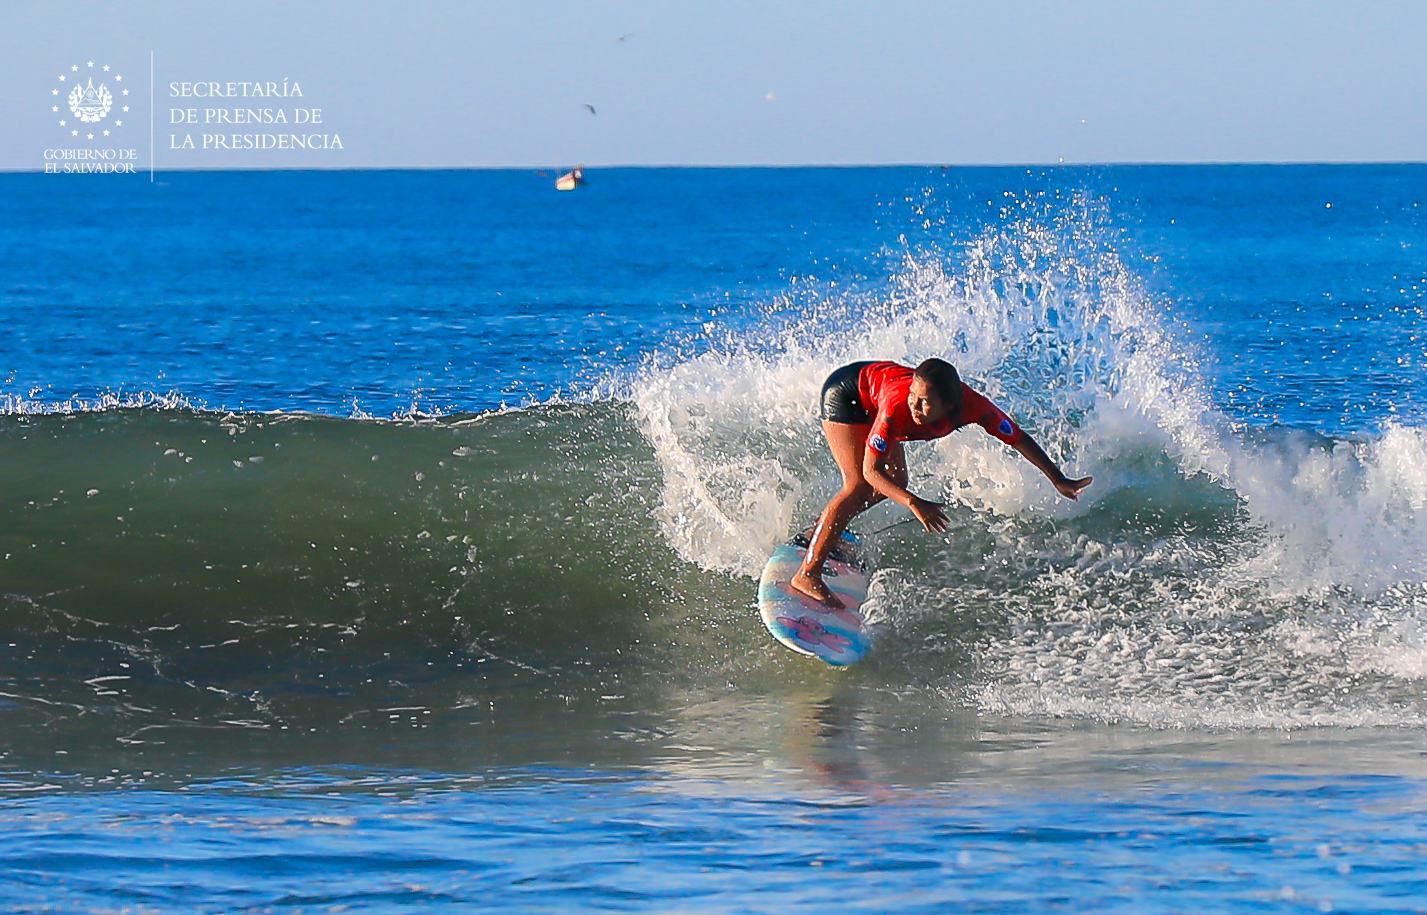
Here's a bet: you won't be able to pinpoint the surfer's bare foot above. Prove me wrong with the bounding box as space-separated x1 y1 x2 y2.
790 569 845 609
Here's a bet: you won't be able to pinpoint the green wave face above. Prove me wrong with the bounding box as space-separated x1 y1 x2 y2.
0 405 746 721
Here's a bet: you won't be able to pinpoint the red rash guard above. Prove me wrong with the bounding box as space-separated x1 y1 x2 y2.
857 361 1022 456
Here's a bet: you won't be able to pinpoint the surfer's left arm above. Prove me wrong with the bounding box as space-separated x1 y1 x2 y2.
967 390 1092 501
1010 431 1093 501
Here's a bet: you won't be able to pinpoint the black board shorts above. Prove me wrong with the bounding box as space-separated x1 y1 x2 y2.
820 361 875 424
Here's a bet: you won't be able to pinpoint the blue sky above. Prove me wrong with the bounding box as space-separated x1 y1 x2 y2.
2 0 1425 169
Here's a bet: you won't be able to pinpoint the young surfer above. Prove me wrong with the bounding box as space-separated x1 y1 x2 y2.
790 359 1092 608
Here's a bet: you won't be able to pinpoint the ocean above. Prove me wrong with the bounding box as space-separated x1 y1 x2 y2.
1 164 1426 912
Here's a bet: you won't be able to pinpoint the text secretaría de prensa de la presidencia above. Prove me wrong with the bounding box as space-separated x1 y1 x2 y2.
168 79 342 151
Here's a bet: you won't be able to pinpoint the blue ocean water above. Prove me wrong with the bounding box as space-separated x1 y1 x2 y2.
2 165 1427 912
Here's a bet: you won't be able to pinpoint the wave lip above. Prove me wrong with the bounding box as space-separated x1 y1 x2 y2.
0 389 199 416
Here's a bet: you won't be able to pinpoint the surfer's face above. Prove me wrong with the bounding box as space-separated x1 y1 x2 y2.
907 377 948 425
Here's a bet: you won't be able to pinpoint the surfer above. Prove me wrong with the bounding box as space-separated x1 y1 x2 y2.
790 359 1093 608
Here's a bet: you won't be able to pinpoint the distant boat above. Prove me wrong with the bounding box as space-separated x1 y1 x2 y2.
556 165 586 191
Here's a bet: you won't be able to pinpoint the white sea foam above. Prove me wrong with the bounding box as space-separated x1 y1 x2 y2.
632 192 1427 729
0 389 199 416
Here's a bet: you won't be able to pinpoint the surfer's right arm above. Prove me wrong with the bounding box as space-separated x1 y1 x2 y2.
859 443 949 534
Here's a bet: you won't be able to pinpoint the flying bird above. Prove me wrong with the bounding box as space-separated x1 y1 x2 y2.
583 104 597 116
616 32 635 42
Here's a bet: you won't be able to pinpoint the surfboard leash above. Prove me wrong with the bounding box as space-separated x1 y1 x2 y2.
868 516 917 536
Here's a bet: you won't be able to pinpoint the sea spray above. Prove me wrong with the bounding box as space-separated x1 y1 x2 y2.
629 195 1198 571
631 194 1427 728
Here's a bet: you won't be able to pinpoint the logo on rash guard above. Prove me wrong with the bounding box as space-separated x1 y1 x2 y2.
999 419 1015 438
869 434 888 453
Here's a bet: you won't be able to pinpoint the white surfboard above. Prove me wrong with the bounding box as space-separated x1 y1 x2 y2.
757 528 872 666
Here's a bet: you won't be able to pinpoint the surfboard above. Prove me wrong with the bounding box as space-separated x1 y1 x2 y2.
757 528 873 666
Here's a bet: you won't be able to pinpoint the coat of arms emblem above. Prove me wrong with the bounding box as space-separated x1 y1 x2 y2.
68 78 112 123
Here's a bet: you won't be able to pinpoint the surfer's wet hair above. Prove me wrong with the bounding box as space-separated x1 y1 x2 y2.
914 358 962 413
